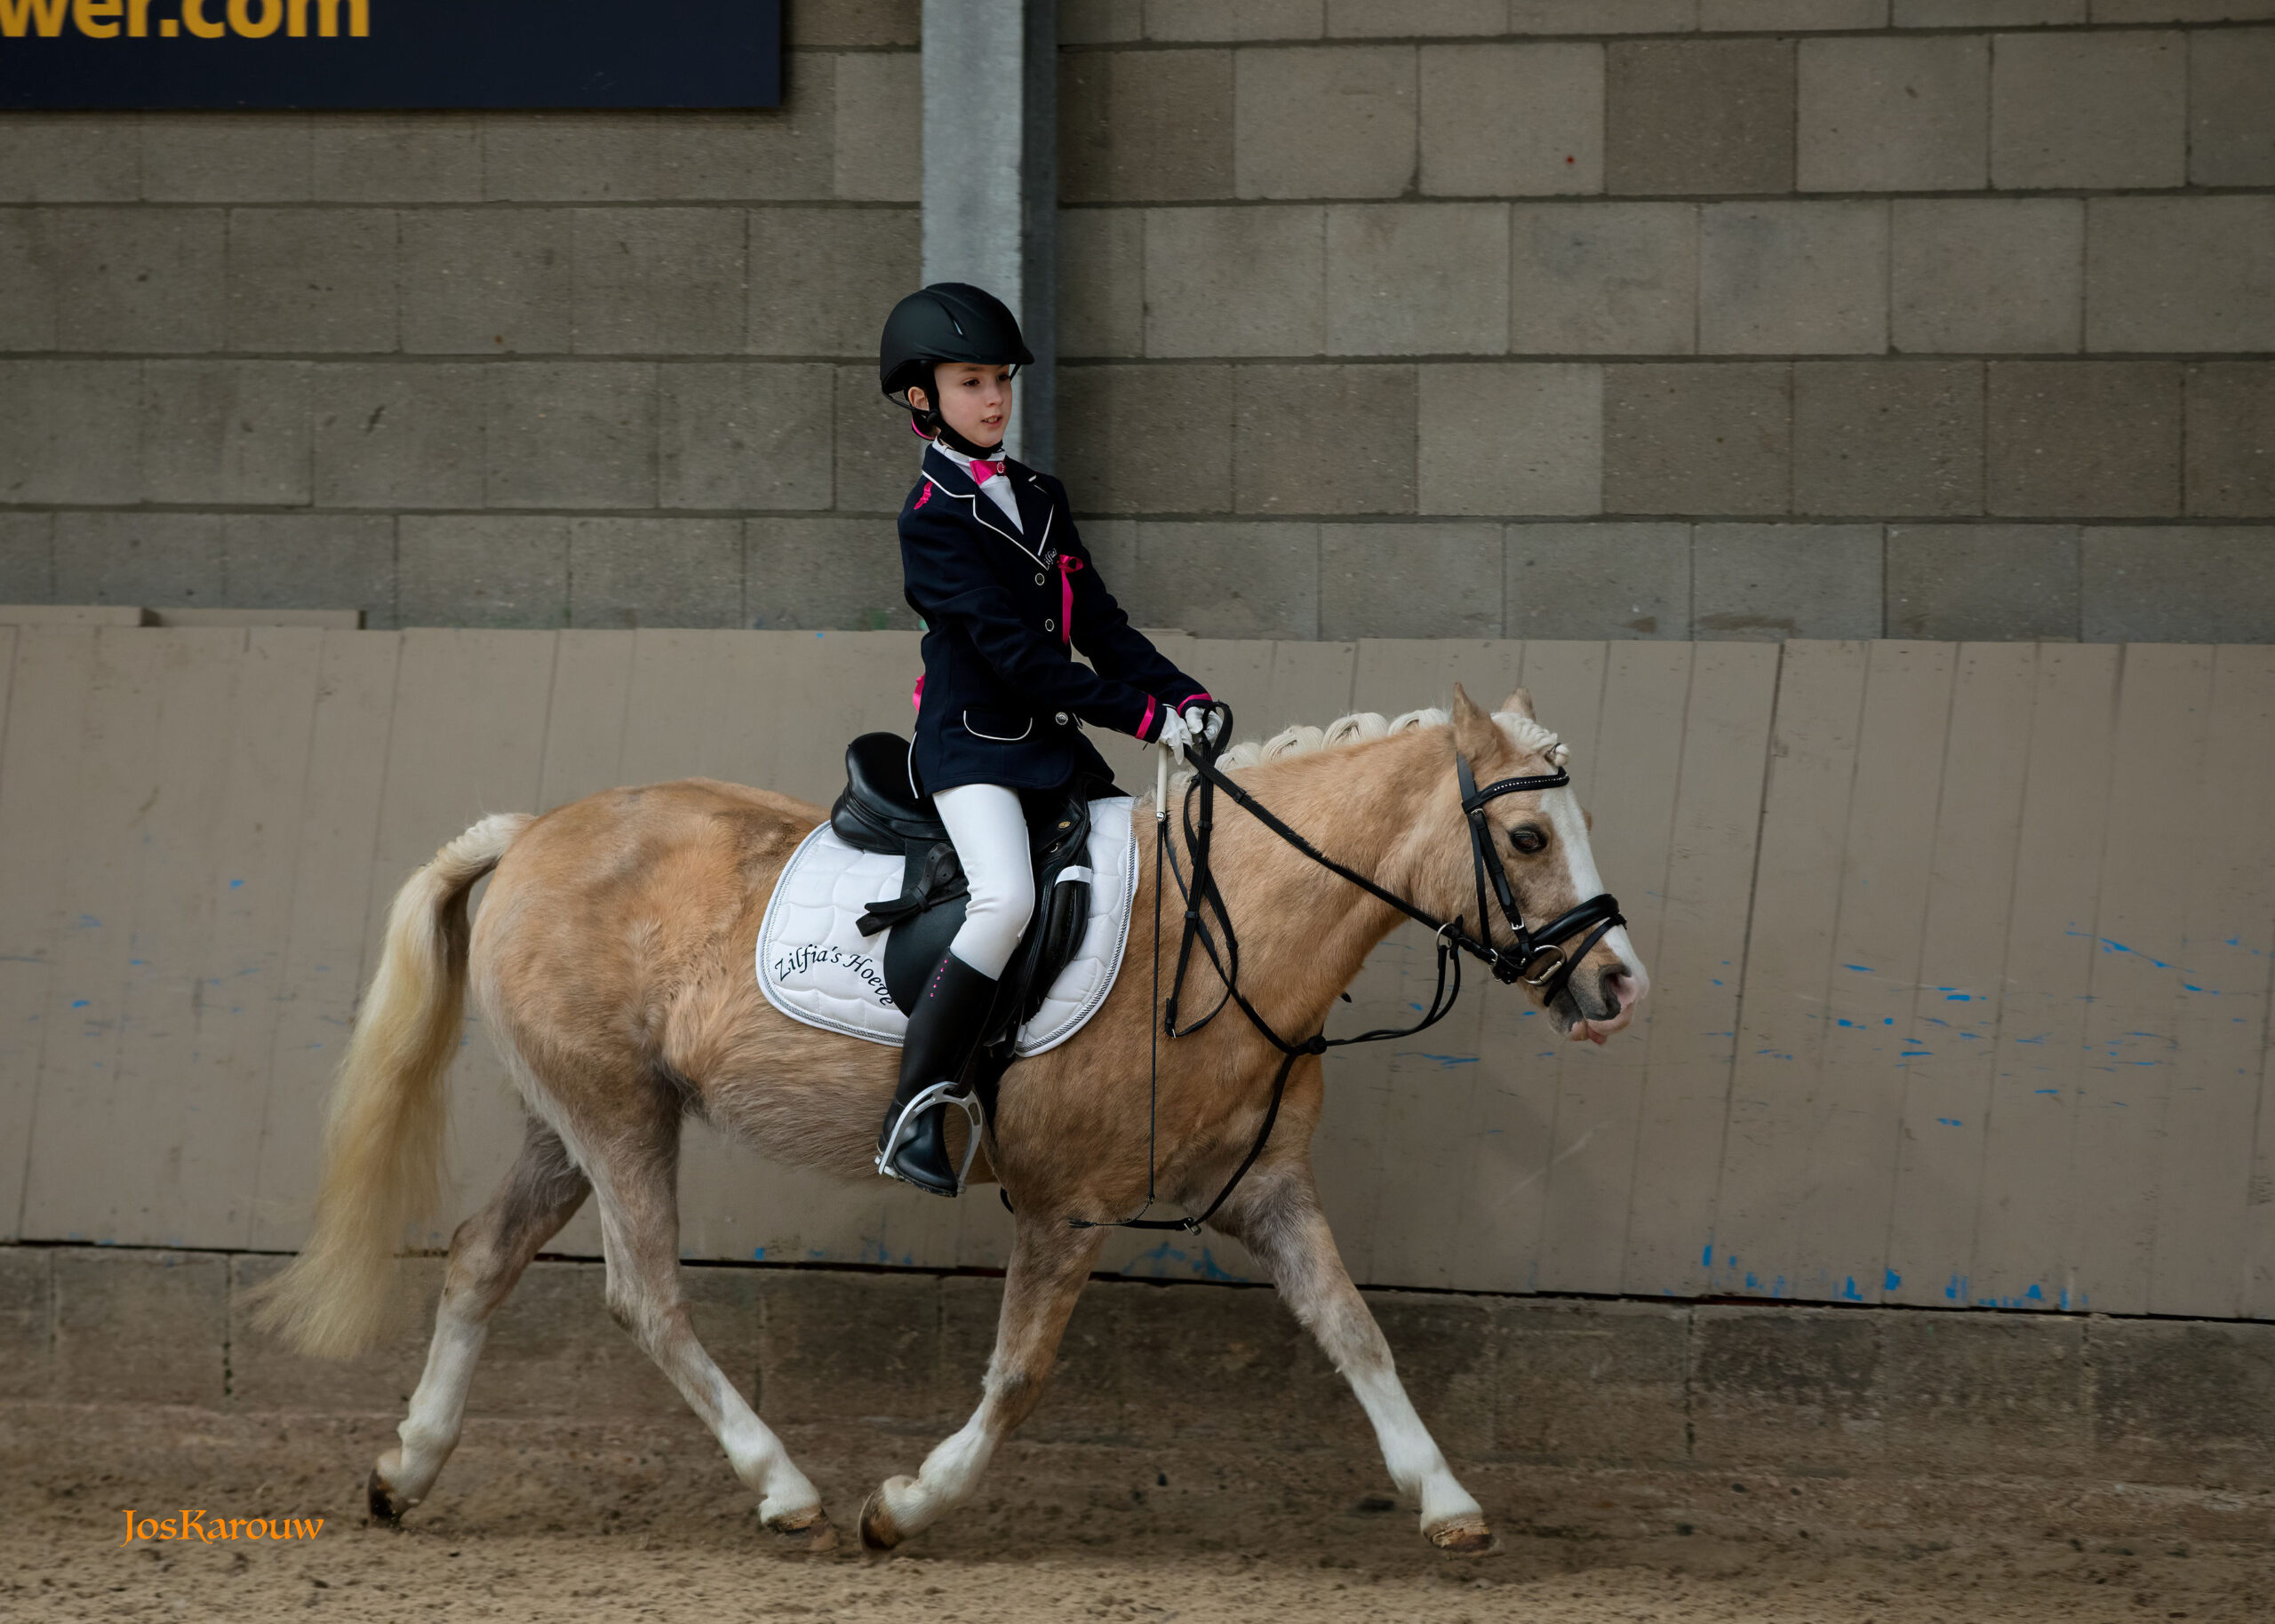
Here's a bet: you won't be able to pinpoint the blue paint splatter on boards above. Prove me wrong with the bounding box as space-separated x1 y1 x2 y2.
1945 992 1974 1001
1936 1117 1962 1126
1745 1273 1760 1289
1884 1269 1902 1291
1844 964 1873 973
2034 1087 2060 1096
1702 1242 1714 1267
1397 1052 1480 1068
751 1247 767 1260
2026 1284 2044 1301
1945 1274 1968 1302
70 999 89 1008
228 880 243 889
1841 1277 1864 1302
1836 1018 1856 1028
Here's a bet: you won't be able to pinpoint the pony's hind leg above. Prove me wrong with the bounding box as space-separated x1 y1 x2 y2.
1217 1159 1495 1554
371 1116 589 1523
859 1213 1105 1551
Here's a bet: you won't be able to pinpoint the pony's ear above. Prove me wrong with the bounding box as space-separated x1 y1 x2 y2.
1450 682 1504 761
1499 687 1537 720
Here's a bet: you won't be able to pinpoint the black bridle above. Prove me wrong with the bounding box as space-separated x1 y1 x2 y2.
1068 703 1625 1233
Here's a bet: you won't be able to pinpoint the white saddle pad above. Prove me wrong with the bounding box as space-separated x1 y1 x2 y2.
756 797 1138 1057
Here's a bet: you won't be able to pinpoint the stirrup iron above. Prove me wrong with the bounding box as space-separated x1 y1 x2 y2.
874 1079 986 1195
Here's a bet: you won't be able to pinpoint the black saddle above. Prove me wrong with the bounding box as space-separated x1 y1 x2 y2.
828 734 1108 1047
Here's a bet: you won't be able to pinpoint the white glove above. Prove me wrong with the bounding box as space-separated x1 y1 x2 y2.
1154 706 1196 758
1182 703 1224 746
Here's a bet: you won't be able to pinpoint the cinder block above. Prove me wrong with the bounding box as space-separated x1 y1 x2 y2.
1688 1303 1883 1469
1510 203 1698 357
1703 0 1886 21
0 360 142 505
1489 1298 1688 1466
1127 521 1320 638
1511 0 1696 29
1058 207 1145 359
2090 1317 2275 1486
1987 362 2181 519
1606 39 1795 196
1692 523 1882 641
1060 48 1234 203
309 115 482 202
228 1254 442 1413
759 1268 941 1429
1076 515 1138 585
481 112 660 202
788 0 921 46
1326 203 1509 356
1233 364 1417 515
140 360 311 506
1792 361 1984 518
311 362 486 509
2186 363 2275 518
654 98 834 203
1991 32 2186 189
0 1246 52 1399
659 362 834 510
1143 205 1325 358
1419 42 1604 198
1362 1291 1497 1464
472 1259 759 1419
1799 36 1987 192
51 208 225 353
1505 521 1692 640
224 208 399 353
1602 363 1792 516
0 513 54 603
834 363 920 513
1060 0 1143 44
569 518 743 629
1891 198 2082 354
745 516 918 631
140 113 312 201
52 1248 228 1407
1234 45 1417 201
483 362 658 510
1098 1281 1352 1452
1700 203 1888 356
748 206 921 355
0 211 55 350
1418 362 1602 517
1321 522 1503 639
400 209 573 354
53 513 225 608
833 52 922 202
1878 1311 2089 1476
2094 0 2275 20
941 1274 1125 1444
1329 0 1499 32
1146 0 1321 39
2082 527 2275 644
220 515 396 623
571 208 746 354
397 516 570 629
2191 27 2275 186
0 115 140 202
1058 362 1234 515
1896 0 2081 20
2086 197 2275 354
1884 523 2080 641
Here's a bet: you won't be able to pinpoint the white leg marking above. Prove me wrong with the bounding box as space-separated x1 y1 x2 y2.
379 1300 486 1509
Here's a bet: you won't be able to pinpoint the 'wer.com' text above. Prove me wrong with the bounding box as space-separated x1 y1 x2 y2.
2 0 367 38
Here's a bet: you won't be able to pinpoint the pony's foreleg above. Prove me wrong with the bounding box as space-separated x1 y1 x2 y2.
371 1117 589 1522
1220 1164 1495 1553
858 1214 1105 1551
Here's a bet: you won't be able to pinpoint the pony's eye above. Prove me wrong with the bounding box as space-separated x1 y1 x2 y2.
1509 825 1547 856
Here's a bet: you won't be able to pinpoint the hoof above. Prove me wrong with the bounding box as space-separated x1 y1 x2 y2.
858 1477 914 1552
365 1469 406 1528
765 1508 840 1556
1426 1517 1498 1556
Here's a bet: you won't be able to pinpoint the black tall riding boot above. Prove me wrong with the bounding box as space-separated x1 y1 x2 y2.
875 950 1000 1196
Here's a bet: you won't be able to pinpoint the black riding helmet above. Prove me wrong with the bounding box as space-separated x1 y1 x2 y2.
879 283 1033 454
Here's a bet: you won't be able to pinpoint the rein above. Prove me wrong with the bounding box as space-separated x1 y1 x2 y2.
1070 704 1625 1234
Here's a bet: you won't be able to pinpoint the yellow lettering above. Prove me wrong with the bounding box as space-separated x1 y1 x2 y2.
137 1517 158 1541
227 0 276 33
0 0 69 36
180 0 224 36
229 1517 247 1539
73 0 120 36
126 0 147 32
286 0 302 32
314 0 360 36
120 1509 136 1547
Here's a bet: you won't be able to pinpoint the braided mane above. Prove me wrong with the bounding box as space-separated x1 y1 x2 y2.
1166 705 1569 797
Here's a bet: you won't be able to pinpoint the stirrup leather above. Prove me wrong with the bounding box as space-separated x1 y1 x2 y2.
874 1079 986 1195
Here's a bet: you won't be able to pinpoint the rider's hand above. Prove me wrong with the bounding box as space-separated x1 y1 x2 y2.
1154 706 1196 758
1182 704 1224 747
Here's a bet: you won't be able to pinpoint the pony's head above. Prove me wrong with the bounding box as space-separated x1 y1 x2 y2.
1425 683 1649 1044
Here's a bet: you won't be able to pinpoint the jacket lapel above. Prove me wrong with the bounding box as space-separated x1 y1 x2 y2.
922 443 1044 565
1011 466 1056 553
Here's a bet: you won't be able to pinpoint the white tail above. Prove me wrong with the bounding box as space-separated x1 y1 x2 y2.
246 813 534 1358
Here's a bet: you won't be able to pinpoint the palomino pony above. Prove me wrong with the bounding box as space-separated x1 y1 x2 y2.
251 684 1648 1555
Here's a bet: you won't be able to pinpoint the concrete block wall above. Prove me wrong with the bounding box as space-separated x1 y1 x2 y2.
0 1 928 632
0 3 2267 641
1056 4 2275 642
6 1245 2273 1492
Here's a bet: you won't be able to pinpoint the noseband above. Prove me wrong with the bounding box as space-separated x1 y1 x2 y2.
1063 703 1625 1233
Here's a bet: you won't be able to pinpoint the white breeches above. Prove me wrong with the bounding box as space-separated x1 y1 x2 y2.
932 782 1035 981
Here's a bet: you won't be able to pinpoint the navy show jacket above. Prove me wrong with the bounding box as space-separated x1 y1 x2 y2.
900 442 1210 796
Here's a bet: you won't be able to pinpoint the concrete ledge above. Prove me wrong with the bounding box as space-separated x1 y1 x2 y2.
8 1246 2271 1491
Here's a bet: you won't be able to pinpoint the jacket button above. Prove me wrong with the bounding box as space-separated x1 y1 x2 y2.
1054 711 1070 726
1044 617 1056 633
1034 572 1046 585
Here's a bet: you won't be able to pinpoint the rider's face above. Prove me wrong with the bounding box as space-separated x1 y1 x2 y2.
910 363 1012 450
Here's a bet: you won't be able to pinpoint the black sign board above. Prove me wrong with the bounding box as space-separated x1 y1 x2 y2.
0 0 782 109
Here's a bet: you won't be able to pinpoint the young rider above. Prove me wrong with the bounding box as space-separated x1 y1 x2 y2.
874 282 1217 1197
